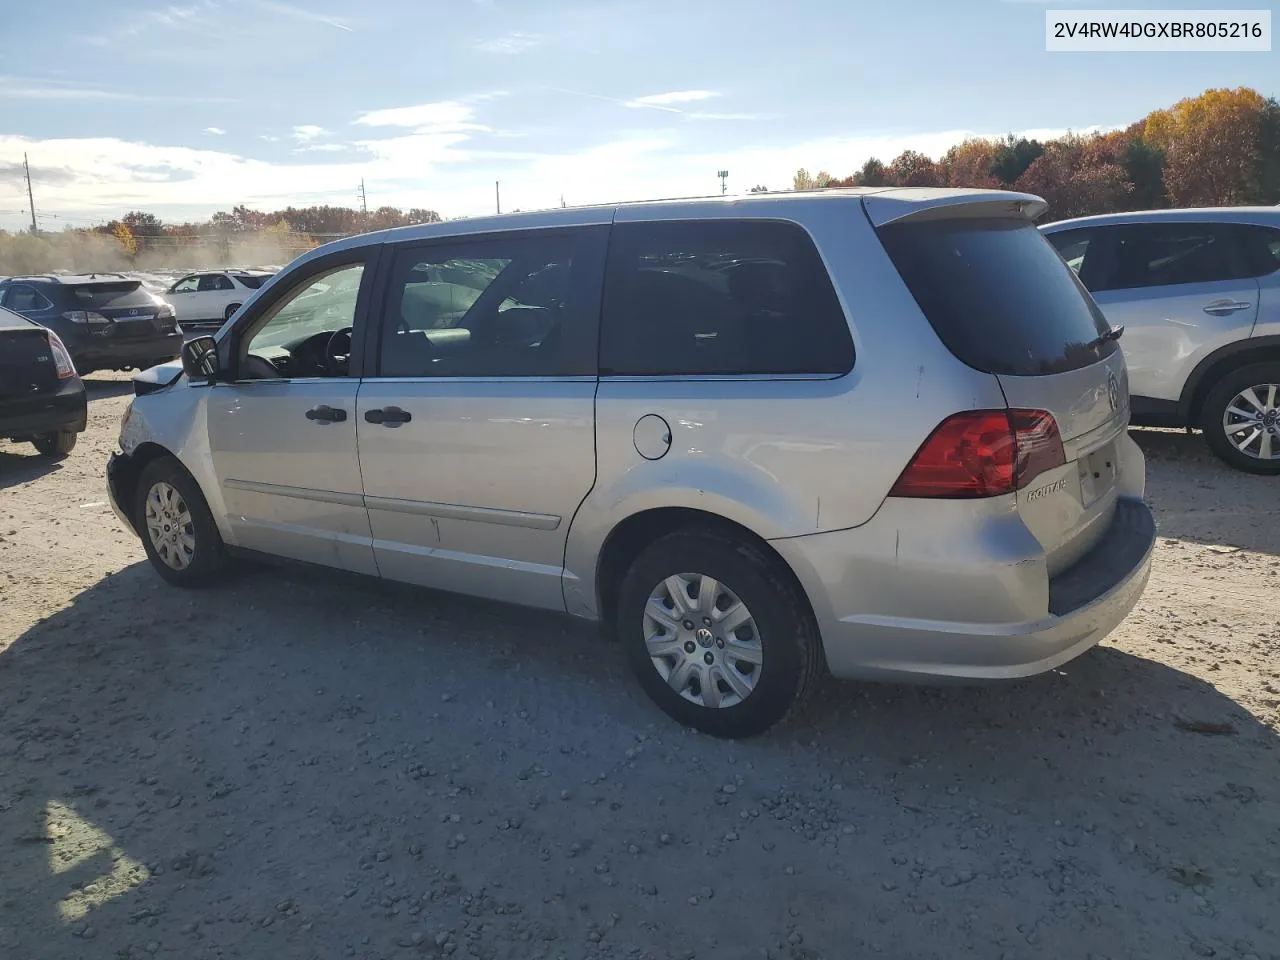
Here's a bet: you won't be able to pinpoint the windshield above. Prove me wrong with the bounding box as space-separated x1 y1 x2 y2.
71 281 154 311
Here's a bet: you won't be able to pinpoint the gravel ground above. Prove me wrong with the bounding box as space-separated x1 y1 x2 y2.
1 374 1277 960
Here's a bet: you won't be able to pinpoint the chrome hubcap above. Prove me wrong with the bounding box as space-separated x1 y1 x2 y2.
643 573 762 709
144 481 196 571
1223 383 1280 461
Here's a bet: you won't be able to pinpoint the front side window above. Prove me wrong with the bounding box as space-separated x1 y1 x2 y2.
599 219 853 376
1097 223 1248 292
1229 224 1280 278
171 276 199 293
378 235 576 377
243 262 365 377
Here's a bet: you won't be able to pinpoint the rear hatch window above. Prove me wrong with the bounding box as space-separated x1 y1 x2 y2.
71 281 154 312
876 217 1116 376
0 323 58 396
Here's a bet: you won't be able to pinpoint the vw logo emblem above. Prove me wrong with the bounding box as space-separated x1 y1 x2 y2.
695 627 714 648
1107 372 1121 412
128 308 138 317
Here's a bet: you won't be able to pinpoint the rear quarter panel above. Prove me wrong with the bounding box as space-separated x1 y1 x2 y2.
562 197 1006 618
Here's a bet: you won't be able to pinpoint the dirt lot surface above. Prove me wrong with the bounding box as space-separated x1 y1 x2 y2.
1 374 1278 960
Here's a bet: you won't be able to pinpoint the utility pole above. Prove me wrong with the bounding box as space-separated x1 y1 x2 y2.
495 181 501 215
560 194 566 209
718 169 729 196
357 179 368 231
24 153 37 234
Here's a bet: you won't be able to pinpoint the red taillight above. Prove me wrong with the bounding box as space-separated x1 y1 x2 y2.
890 409 1065 499
46 331 77 380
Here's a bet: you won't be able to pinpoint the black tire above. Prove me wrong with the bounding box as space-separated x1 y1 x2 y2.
134 456 228 587
1201 362 1280 475
32 430 77 459
617 529 820 738
225 303 241 321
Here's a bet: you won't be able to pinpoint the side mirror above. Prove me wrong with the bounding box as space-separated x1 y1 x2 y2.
181 336 220 384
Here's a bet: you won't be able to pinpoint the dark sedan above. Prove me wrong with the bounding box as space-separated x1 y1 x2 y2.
0 306 87 458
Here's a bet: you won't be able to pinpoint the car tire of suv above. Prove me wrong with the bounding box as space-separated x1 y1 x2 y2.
617 529 820 738
135 457 228 587
225 303 241 322
32 430 77 459
1202 362 1280 475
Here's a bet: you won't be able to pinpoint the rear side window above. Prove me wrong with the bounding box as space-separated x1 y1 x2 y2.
71 282 154 310
878 217 1113 377
234 274 270 289
2 284 54 312
198 274 235 292
599 219 853 376
1231 224 1280 278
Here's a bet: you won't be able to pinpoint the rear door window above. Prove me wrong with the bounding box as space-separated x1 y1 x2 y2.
1097 223 1253 292
198 274 234 292
599 219 853 376
877 217 1113 376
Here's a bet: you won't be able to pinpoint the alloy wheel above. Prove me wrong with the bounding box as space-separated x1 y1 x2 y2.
1222 383 1280 461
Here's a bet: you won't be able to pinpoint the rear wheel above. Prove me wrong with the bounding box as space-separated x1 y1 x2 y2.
1202 363 1280 475
135 457 228 586
225 303 241 322
617 529 820 738
32 430 77 459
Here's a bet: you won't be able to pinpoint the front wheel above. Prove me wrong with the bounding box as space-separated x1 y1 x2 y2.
617 529 820 738
32 430 78 459
135 457 228 586
225 303 241 322
1202 363 1280 474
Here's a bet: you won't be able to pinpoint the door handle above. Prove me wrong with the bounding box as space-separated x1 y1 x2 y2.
305 404 347 423
1203 299 1253 316
364 406 412 427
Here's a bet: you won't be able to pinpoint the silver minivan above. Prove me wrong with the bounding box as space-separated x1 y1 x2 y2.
107 188 1155 737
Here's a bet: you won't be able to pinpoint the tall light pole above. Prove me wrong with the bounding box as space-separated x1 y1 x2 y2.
717 169 729 196
495 181 501 215
24 153 37 234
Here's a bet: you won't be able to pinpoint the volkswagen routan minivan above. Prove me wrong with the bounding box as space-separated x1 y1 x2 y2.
107 188 1156 737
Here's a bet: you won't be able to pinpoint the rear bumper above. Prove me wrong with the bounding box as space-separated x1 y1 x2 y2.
70 331 183 370
0 378 88 440
773 495 1156 682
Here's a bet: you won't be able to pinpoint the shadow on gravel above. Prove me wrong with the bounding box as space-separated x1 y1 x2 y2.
1 560 1276 960
0 446 64 488
1133 427 1280 557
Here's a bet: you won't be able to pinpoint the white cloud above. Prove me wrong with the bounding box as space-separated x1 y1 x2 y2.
628 90 720 109
475 31 542 54
291 124 330 142
0 76 233 104
204 127 226 135
295 142 350 153
353 101 480 129
251 0 352 31
0 123 1107 233
685 112 770 123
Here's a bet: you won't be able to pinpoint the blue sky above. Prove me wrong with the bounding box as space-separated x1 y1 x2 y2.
0 0 1275 231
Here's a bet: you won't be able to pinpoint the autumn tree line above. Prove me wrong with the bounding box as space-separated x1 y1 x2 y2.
792 88 1280 219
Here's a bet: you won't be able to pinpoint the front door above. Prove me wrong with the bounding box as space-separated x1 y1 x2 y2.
355 227 606 610
205 254 379 575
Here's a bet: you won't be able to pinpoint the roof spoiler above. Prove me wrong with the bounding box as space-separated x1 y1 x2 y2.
863 189 1048 227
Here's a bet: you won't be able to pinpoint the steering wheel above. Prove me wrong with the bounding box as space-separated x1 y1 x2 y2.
325 327 353 376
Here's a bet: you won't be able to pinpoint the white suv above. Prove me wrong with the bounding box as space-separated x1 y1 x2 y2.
164 270 275 328
1043 209 1280 473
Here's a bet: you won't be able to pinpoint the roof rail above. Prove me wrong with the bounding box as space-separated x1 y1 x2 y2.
6 274 60 283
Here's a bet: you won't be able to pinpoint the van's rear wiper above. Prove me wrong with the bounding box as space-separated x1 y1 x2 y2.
1086 325 1124 351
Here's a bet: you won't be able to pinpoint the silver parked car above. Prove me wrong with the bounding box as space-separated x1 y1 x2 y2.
1042 208 1280 473
106 189 1155 737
